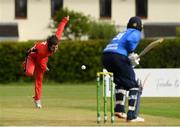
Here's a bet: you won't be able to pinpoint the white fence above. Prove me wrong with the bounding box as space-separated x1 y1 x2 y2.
135 69 180 97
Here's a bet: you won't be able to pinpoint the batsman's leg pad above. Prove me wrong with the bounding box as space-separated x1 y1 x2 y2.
127 88 139 120
115 88 127 113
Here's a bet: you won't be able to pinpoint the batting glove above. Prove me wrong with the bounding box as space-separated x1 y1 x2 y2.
128 52 140 67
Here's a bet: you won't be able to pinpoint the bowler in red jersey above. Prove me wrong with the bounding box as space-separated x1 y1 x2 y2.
23 16 69 108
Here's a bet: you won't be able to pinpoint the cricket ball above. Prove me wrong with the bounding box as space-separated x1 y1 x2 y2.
81 65 86 70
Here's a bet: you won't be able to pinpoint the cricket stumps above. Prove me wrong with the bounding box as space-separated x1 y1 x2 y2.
97 71 115 124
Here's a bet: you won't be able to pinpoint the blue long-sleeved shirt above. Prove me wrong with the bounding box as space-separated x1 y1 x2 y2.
103 28 141 56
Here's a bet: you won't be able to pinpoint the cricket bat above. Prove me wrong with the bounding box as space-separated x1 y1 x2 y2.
139 38 164 58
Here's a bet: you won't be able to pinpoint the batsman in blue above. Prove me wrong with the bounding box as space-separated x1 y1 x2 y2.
102 16 144 122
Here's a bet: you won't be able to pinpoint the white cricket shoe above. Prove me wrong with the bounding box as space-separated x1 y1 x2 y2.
127 117 145 122
34 100 42 109
115 112 127 119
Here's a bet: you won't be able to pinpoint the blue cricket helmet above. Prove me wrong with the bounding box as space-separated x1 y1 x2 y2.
127 16 142 31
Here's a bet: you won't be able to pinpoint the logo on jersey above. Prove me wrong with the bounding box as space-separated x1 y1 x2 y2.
104 43 118 50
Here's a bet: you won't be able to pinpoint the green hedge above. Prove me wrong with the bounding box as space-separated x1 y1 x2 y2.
0 42 34 83
0 39 180 83
136 39 180 68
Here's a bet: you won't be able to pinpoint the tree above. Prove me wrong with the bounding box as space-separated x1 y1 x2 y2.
53 8 91 40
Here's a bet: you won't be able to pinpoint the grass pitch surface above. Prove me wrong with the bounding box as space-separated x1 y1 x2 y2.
0 81 180 126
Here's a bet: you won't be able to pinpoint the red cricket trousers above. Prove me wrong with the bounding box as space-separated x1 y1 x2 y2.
24 56 45 100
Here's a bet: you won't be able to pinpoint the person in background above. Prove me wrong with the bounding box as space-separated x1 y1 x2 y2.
23 16 69 108
102 16 144 122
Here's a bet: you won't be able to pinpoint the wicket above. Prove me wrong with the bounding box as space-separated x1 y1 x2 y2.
96 71 115 124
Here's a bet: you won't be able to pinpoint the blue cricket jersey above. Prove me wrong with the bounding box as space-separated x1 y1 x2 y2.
103 28 141 56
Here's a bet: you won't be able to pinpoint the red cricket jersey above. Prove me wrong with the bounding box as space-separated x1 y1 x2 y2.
28 18 68 71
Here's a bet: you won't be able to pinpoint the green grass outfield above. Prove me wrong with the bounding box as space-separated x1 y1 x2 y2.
0 81 180 126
